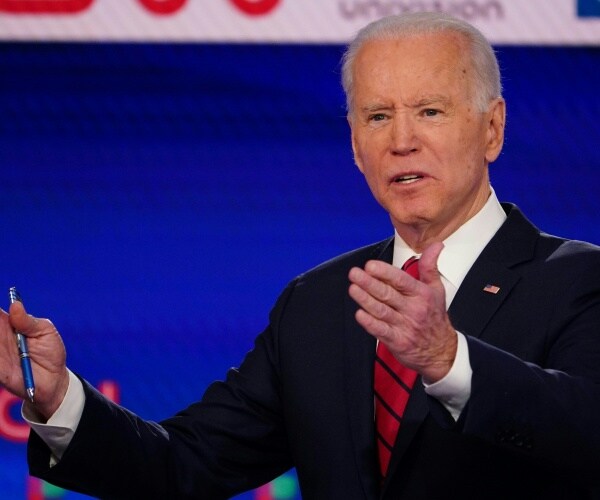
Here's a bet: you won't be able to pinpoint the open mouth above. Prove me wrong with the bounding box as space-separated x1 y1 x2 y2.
393 174 423 184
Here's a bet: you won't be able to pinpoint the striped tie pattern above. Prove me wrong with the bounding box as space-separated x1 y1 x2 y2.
374 256 419 478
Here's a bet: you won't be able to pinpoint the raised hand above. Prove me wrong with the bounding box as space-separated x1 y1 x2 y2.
348 242 457 383
0 300 69 420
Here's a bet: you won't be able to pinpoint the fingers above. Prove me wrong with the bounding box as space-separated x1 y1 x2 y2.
349 241 444 293
418 242 444 287
347 241 446 321
348 279 397 337
348 262 424 346
354 308 395 342
349 260 419 303
348 243 455 379
347 241 447 342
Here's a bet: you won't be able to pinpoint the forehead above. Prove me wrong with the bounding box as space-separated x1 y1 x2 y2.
352 32 473 102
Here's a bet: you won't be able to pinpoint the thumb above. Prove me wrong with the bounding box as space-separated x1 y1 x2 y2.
418 242 444 287
8 301 37 337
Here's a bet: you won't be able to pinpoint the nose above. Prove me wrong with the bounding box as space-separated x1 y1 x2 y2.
390 113 419 156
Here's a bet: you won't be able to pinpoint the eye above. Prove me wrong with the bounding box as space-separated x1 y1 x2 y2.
368 113 387 122
423 108 440 117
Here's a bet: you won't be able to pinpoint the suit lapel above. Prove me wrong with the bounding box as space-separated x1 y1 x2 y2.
448 204 539 337
342 206 540 496
384 204 540 488
344 238 394 499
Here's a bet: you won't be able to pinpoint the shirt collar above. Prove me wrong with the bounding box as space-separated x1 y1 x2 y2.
393 188 506 290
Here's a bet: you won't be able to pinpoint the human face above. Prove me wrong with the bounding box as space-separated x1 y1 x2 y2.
349 33 505 251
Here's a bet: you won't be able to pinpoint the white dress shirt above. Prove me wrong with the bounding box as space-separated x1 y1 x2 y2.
392 188 506 419
24 188 507 462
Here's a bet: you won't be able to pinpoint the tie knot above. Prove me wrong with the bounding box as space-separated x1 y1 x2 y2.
402 256 419 280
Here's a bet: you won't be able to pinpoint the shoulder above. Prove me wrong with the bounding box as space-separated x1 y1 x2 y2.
540 234 600 259
538 235 600 286
269 237 393 317
298 237 394 282
499 203 600 263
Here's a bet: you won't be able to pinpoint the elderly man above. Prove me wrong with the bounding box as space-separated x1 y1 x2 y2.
2 11 600 500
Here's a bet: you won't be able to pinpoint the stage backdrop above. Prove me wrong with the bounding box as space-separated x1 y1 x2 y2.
1 1 599 499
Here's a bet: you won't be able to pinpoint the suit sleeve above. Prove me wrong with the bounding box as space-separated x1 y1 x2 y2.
27 281 299 499
457 246 600 481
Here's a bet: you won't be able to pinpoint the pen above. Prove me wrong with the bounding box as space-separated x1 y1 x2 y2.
8 287 35 403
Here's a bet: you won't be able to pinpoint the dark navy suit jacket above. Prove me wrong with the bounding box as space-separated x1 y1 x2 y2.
29 204 600 499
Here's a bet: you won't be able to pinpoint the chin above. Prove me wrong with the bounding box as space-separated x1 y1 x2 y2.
388 202 433 223
389 213 432 230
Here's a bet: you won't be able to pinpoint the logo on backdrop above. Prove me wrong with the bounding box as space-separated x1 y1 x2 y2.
0 0 282 15
577 0 600 17
228 0 282 16
338 0 505 22
0 0 93 12
138 0 188 14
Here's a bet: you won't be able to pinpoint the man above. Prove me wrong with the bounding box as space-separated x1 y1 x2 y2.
2 11 600 499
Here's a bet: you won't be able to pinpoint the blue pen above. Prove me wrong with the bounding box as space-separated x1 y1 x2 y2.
8 287 35 403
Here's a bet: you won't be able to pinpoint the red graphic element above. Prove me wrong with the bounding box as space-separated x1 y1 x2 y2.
26 476 44 500
98 379 120 403
0 380 120 443
228 0 281 16
27 476 67 499
0 0 94 13
254 483 272 500
137 0 187 14
0 389 29 443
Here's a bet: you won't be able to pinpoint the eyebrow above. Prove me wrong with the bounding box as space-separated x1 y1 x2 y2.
359 95 452 114
360 103 394 114
409 95 452 108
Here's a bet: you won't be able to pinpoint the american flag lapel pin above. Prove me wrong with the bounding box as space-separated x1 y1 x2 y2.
483 284 501 294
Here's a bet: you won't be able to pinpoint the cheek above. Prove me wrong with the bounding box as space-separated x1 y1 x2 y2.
354 139 380 176
362 133 390 162
438 131 484 174
362 168 383 198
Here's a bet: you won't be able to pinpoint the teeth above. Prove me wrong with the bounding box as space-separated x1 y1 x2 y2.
394 175 421 184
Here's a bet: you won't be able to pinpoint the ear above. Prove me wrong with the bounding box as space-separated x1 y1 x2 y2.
484 98 506 163
348 114 365 174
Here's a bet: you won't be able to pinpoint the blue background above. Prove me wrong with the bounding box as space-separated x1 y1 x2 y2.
578 0 600 16
1 42 599 498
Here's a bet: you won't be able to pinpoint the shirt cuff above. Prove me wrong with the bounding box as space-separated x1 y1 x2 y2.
423 331 472 421
22 369 85 463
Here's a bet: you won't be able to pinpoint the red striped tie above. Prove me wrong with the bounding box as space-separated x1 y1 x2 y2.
374 256 419 478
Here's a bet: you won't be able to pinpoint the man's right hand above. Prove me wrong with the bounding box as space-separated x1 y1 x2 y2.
0 301 69 421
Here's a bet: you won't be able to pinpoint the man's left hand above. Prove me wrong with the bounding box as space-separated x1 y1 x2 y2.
348 242 457 383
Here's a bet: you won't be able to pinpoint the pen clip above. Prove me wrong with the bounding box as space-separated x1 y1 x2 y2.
9 287 22 304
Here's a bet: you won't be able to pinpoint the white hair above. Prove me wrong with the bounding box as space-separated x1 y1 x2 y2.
341 12 502 114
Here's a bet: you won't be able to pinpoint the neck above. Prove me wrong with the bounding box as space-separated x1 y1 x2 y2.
394 189 492 253
395 223 458 253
